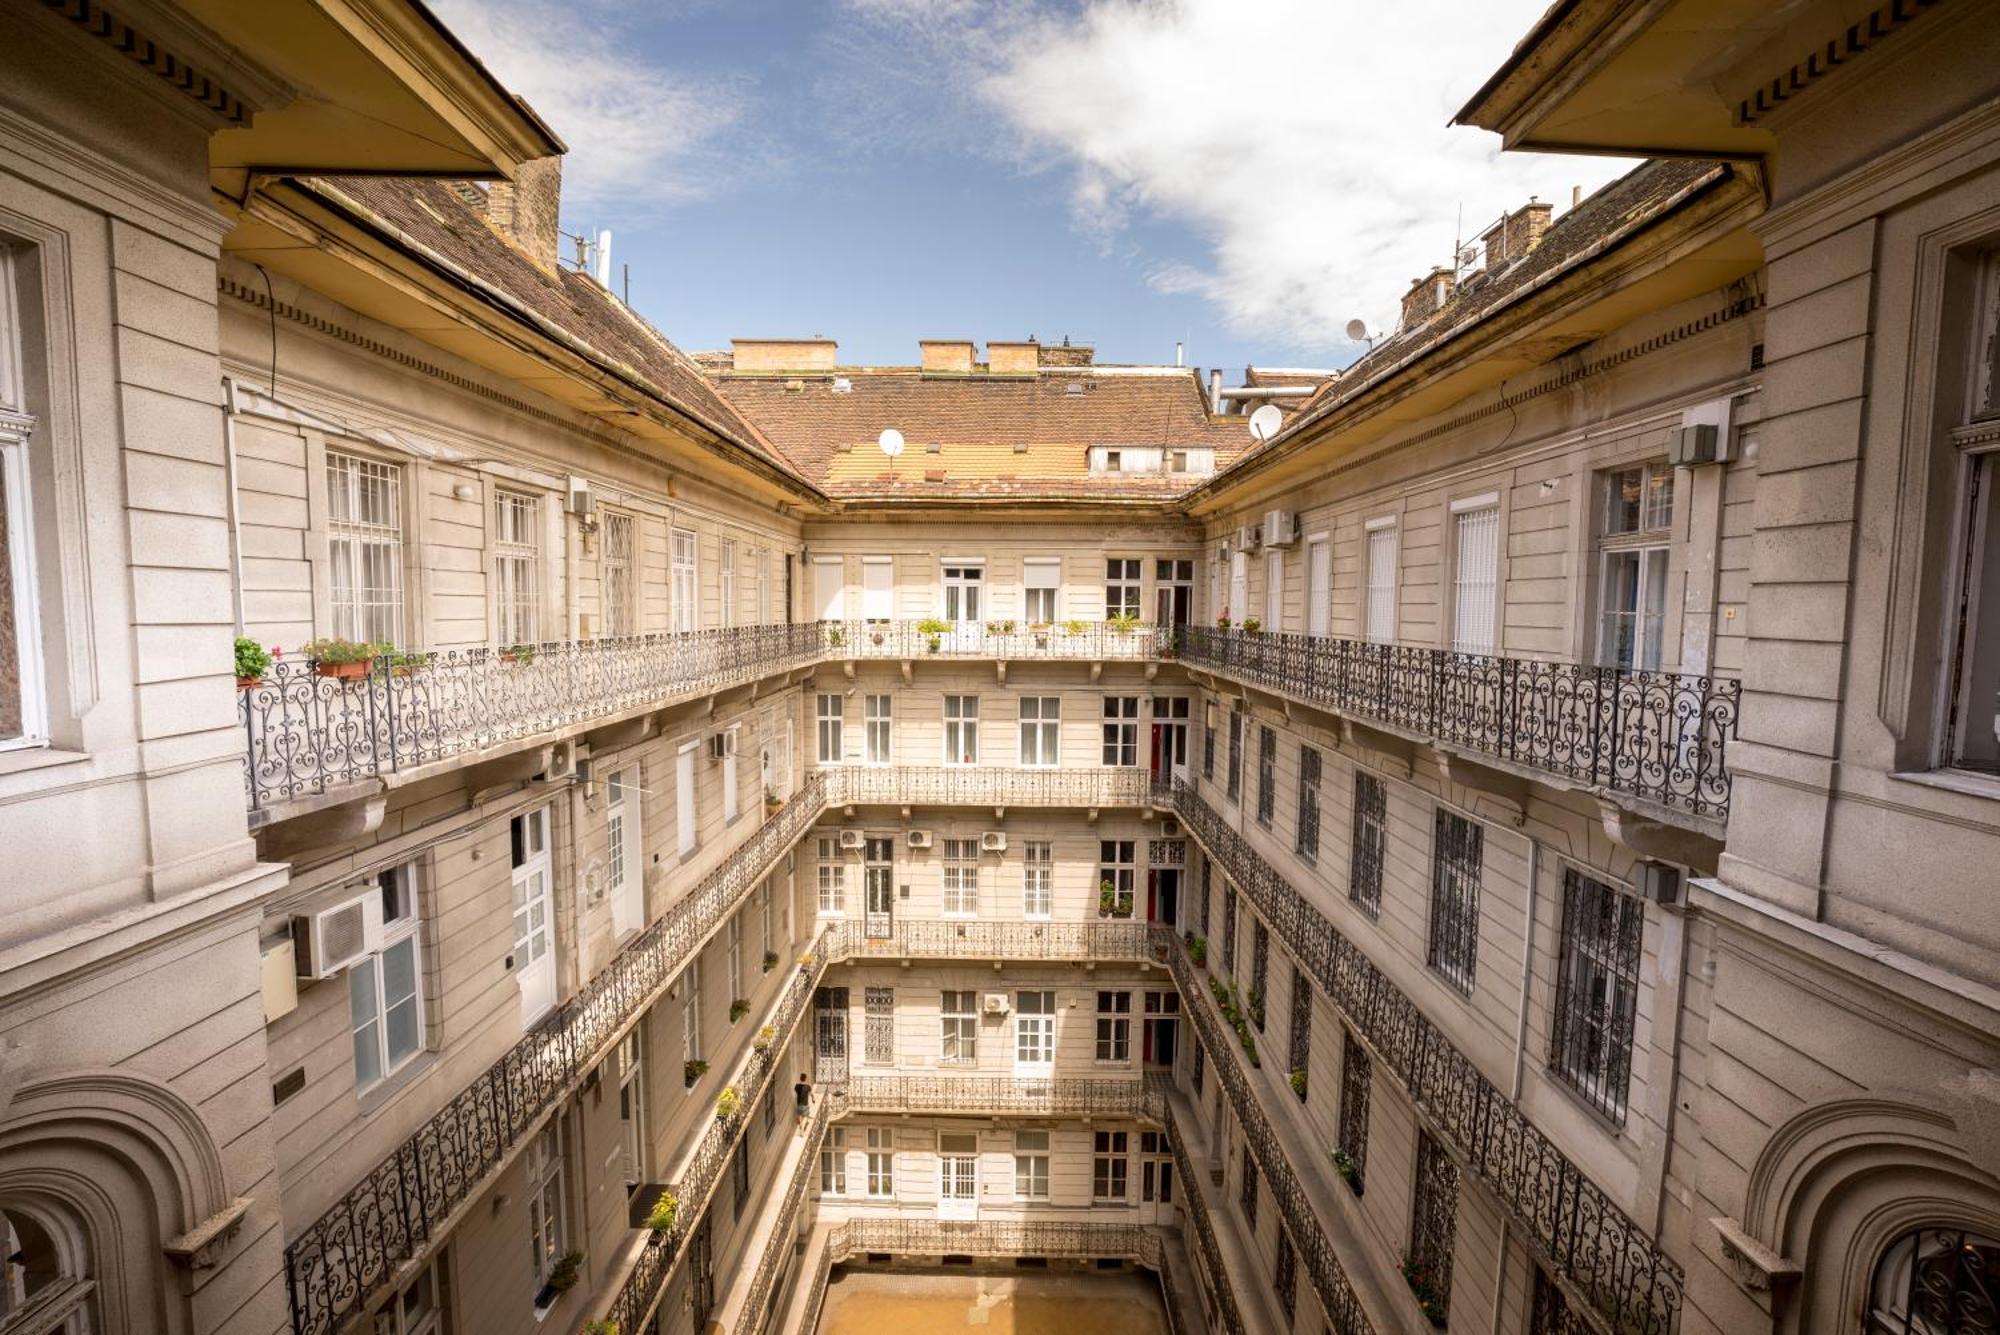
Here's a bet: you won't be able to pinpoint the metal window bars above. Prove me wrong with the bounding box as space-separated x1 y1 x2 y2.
1549 869 1644 1125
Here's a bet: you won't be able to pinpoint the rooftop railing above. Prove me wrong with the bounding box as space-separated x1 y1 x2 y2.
821 617 1166 662
824 764 1155 809
1181 626 1738 820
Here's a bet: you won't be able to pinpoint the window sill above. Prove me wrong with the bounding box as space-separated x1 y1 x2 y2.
0 745 90 779
355 1050 440 1116
1887 767 2000 803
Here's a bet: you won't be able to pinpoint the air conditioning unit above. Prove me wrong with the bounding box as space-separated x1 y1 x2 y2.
566 474 595 517
1667 423 1718 466
907 829 933 849
982 993 1010 1015
1235 524 1259 553
708 731 736 761
1262 509 1297 547
292 893 384 979
1160 817 1180 837
542 739 577 782
1638 861 1684 905
980 831 1007 853
837 828 865 851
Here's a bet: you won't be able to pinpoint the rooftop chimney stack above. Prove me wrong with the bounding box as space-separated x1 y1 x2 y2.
988 340 1040 375
730 339 838 372
487 155 563 272
919 340 976 375
1478 198 1556 270
1400 267 1458 331
1038 338 1093 368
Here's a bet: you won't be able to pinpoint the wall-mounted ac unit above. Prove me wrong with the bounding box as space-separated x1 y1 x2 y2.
1262 510 1297 547
1638 861 1685 905
1667 423 1719 466
982 993 1010 1015
566 474 595 517
907 829 933 849
837 828 865 851
292 893 384 979
980 831 1007 853
708 731 735 761
541 739 577 782
1235 524 1258 552
1160 817 1180 837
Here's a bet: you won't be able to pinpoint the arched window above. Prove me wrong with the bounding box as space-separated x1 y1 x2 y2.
1870 1227 1999 1333
1 1206 93 1334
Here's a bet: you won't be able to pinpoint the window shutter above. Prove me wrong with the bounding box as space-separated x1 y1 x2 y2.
1452 507 1499 655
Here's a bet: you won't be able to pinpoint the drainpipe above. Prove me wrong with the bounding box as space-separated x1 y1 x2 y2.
1509 837 1540 1100
222 377 247 635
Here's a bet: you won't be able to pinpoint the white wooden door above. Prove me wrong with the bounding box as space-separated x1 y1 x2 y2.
938 1141 979 1220
1307 538 1330 636
1451 504 1500 655
511 806 555 1023
608 768 643 937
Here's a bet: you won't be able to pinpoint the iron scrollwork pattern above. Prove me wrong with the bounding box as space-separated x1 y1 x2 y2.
825 764 1153 809
1180 626 1740 820
1168 779 1685 1335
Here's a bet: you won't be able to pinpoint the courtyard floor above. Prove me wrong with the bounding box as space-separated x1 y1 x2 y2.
817 1269 1169 1334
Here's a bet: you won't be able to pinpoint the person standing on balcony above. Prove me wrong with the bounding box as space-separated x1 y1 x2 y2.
795 1073 812 1124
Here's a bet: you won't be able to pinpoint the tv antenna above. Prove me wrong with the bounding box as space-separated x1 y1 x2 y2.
878 428 905 458
1248 404 1284 443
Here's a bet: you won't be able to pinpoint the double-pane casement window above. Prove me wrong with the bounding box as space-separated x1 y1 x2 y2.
1014 990 1054 1071
942 838 978 916
944 695 979 765
1019 696 1060 766
941 990 977 1064
942 564 982 621
1255 724 1276 827
1095 990 1131 1062
600 510 635 638
351 862 425 1090
864 694 892 765
327 450 404 647
820 1127 848 1194
1024 558 1059 623
493 489 540 646
1295 745 1321 862
864 1128 894 1198
1597 462 1675 670
1946 255 2000 769
1337 1030 1370 1188
681 958 702 1066
1450 500 1499 656
1428 810 1483 995
1364 518 1397 643
1264 549 1283 630
1105 558 1142 618
1226 705 1244 802
526 1121 567 1299
1102 696 1139 766
1014 1131 1050 1199
1286 964 1312 1095
1408 1131 1459 1323
1349 771 1386 916
1201 703 1216 780
1550 869 1644 1122
0 279 42 749
816 694 844 764
1022 840 1053 918
719 538 738 628
1239 1147 1258 1228
671 528 698 633
1092 1131 1128 1201
1099 840 1135 917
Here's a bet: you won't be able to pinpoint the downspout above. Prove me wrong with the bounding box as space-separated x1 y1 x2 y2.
1497 835 1540 1333
222 377 247 635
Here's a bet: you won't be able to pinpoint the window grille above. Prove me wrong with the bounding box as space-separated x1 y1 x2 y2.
1427 809 1482 994
1550 869 1643 1123
1295 745 1321 862
1256 724 1276 827
327 450 403 647
1408 1131 1459 1323
1350 771 1386 917
1337 1031 1370 1189
493 489 540 645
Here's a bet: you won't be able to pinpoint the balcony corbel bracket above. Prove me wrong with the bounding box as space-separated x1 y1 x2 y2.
995 661 1008 684
1711 1216 1801 1296
1090 662 1103 683
1432 746 1529 825
1088 806 1101 824
1144 661 1158 682
703 693 718 719
900 660 913 686
993 806 1006 821
164 1196 253 1271
585 713 656 755
842 659 855 681
262 792 388 859
1598 798 1724 871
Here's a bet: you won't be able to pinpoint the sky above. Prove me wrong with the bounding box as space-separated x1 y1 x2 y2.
428 0 1636 373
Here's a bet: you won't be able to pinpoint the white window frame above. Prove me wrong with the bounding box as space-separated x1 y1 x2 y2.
817 839 847 916
511 806 555 1023
1023 557 1060 624
943 694 979 765
672 527 699 633
942 838 978 917
493 488 541 646
1364 516 1398 644
607 766 644 936
1106 557 1142 619
326 448 405 648
1102 696 1139 766
526 1120 567 1300
722 723 741 825
864 693 892 765
815 555 846 621
860 555 892 621
1014 1130 1050 1199
720 538 738 628
816 693 844 765
865 1127 894 1198
754 546 770 624
682 956 703 1066
1014 989 1055 1074
1594 463 1676 671
940 989 978 1064
1306 535 1331 637
1264 549 1283 630
0 387 45 750
1019 695 1060 767
1450 496 1500 656
820 1126 848 1195
1095 989 1132 1063
1022 839 1053 919
942 562 983 622
600 509 636 638
676 741 699 856
350 862 425 1091
1092 1130 1129 1202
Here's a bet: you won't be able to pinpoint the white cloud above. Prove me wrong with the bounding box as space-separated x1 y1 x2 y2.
428 0 762 218
844 0 1636 353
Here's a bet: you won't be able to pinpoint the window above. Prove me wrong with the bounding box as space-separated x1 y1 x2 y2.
754 547 770 623
493 489 540 646
816 694 844 764
942 563 982 621
731 1135 751 1219
1249 920 1269 1031
1092 1131 1128 1201
1239 1146 1258 1228
865 1127 894 1198
1201 703 1216 780
1596 463 1674 670
1350 771 1386 917
1264 549 1283 629
526 1121 567 1299
1102 696 1138 766
600 510 635 638
1140 1129 1175 1203
863 986 894 1066
1024 557 1059 623
1015 990 1054 1071
1869 1227 2000 1335
820 1127 848 1195
511 807 554 1018
681 957 702 1065
1274 1230 1298 1321
1095 990 1131 1062
720 538 738 628
854 555 887 621
1287 964 1312 1098
380 1259 446 1335
327 450 403 647
1022 840 1053 918
1226 704 1244 802
1155 557 1193 627
0 290 41 749
1255 724 1276 827
1306 537 1330 636
1947 259 2000 768
1364 518 1397 643
941 990 977 1063
1337 1030 1370 1188
1020 696 1060 766
1450 501 1498 656
1106 558 1142 618
1551 869 1643 1122
939 1132 978 1212
815 555 845 621
672 528 698 633
942 838 978 916
1408 1131 1458 1324
722 724 740 824
1428 810 1482 994
351 863 425 1089
726 914 743 1006
676 742 698 856
607 766 643 935
864 694 892 765
944 695 979 764
1014 1131 1049 1199
1295 745 1321 862
1099 840 1135 918
1221 884 1237 973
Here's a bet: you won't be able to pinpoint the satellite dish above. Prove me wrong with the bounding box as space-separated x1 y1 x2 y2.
1345 318 1369 342
1249 404 1284 442
878 428 905 457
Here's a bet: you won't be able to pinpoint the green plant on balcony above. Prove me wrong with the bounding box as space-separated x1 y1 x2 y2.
683 1059 709 1087
499 642 537 665
547 1250 584 1295
916 615 950 651
1187 935 1208 968
300 636 381 681
1329 1148 1361 1192
1106 611 1139 634
1248 988 1266 1030
729 998 750 1024
1098 879 1131 918
715 1086 743 1122
583 1321 619 1335
753 1024 776 1052
1241 617 1262 634
1289 1068 1308 1098
645 1191 679 1233
762 949 780 973
983 619 1016 634
1061 618 1088 635
1401 1255 1446 1327
826 625 846 649
233 636 274 687
378 648 434 678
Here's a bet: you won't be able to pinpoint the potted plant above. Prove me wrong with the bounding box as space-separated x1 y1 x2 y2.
1061 618 1088 636
983 619 1015 635
1290 1068 1308 1099
916 615 950 653
378 648 433 679
1188 935 1208 968
683 1058 709 1088
499 643 537 666
1241 617 1262 635
753 1024 776 1052
1099 879 1131 918
1107 611 1139 634
583 1321 619 1335
765 788 783 814
762 950 780 973
544 1249 584 1300
234 636 274 688
1030 621 1051 649
1402 1255 1446 1327
1248 989 1266 1030
827 625 846 650
1215 614 1232 630
1329 1148 1362 1193
645 1190 679 1233
301 636 378 682
729 998 750 1024
715 1086 742 1121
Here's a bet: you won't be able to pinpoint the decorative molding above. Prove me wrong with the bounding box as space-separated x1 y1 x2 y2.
163 1195 252 1270
1734 0 1942 127
1711 1215 1802 1294
39 0 250 126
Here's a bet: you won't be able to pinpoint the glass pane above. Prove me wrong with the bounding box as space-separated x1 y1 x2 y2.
382 938 417 1004
349 963 378 1026
386 995 421 1065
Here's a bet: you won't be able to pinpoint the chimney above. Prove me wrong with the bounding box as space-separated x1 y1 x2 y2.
1208 368 1223 414
1478 198 1555 270
730 339 838 372
988 340 1040 375
487 156 563 271
1038 338 1093 367
919 340 976 375
1399 267 1458 331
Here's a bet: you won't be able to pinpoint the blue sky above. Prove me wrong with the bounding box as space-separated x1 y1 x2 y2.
432 0 1633 373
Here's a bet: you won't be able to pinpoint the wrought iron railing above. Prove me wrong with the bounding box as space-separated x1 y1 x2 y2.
825 765 1155 808
734 1097 832 1335
829 917 1159 963
1159 928 1372 1335
1169 781 1683 1335
820 618 1167 662
1160 1097 1248 1335
1180 627 1739 820
829 1218 1168 1264
281 777 827 1335
241 623 826 809
835 1074 1159 1119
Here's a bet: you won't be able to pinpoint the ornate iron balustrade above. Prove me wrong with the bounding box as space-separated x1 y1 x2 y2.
606 925 838 1335
829 1218 1168 1264
1180 627 1739 820
1159 1098 1248 1335
733 1087 833 1335
824 765 1155 809
834 1074 1161 1119
281 777 827 1335
829 917 1159 963
820 618 1166 662
241 622 826 809
1159 928 1371 1335
1169 782 1683 1335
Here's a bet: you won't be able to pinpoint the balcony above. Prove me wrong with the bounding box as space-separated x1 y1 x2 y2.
824 764 1156 811
833 1074 1163 1120
240 623 826 811
821 617 1166 663
1180 626 1738 822
828 918 1159 964
1169 782 1684 1335
281 778 828 1335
